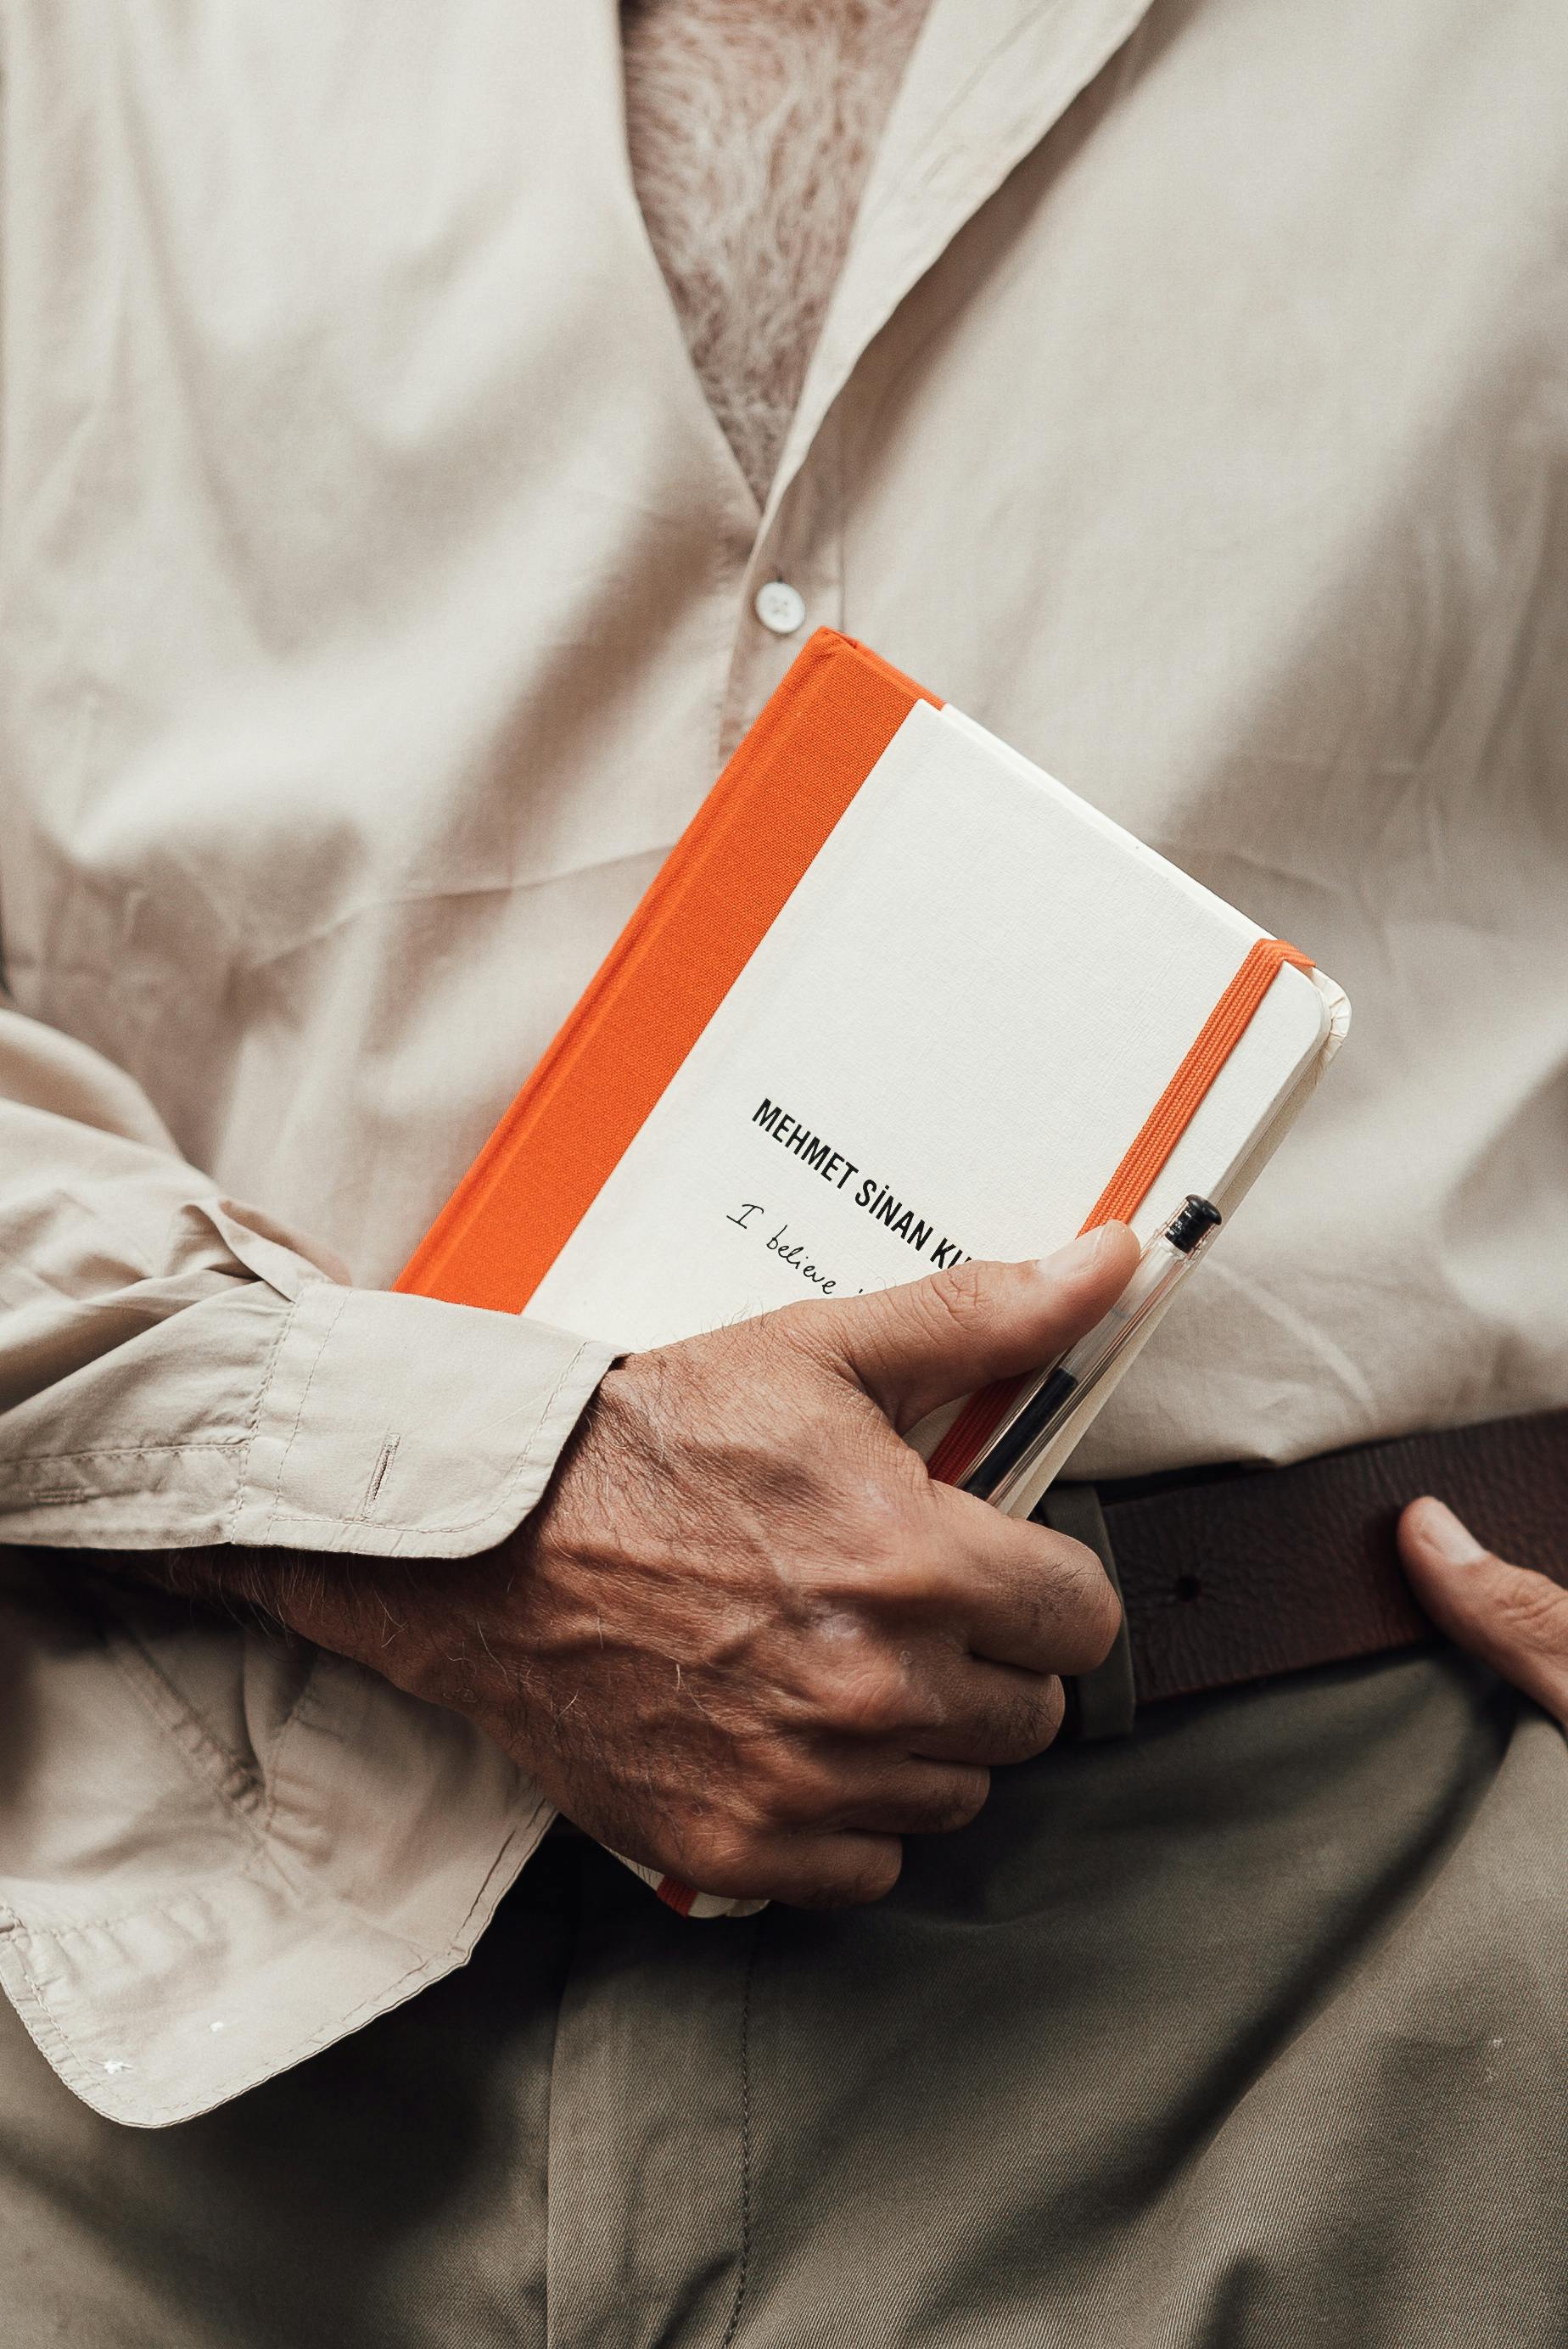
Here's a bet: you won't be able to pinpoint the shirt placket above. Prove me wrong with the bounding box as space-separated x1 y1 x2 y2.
720 405 849 763
714 0 1158 765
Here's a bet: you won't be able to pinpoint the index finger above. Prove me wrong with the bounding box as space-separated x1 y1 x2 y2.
919 1484 1123 1679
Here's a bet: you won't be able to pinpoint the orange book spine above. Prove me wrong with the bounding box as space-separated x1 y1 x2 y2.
396 631 938 1315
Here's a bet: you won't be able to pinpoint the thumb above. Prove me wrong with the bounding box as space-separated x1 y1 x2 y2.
807 1222 1140 1432
1398 1496 1568 1725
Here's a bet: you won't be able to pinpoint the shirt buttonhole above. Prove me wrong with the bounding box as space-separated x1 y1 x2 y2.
361 1437 400 1516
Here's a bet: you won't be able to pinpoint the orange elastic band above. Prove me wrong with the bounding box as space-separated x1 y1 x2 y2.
925 937 1314 1487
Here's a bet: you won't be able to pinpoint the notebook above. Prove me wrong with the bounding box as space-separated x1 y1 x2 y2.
400 630 1349 1516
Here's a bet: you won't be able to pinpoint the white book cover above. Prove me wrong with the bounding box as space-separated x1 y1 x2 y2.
405 636 1349 1513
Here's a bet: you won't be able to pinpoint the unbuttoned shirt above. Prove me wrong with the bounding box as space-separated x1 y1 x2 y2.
1 0 1564 2128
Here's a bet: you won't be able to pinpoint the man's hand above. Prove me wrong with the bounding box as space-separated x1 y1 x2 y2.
1399 1496 1568 1725
255 1224 1139 1909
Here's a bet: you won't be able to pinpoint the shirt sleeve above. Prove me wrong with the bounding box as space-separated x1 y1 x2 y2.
0 990 618 2129
0 989 614 1556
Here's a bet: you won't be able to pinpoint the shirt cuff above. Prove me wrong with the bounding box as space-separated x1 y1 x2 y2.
0 1616 556 2128
228 1281 614 1558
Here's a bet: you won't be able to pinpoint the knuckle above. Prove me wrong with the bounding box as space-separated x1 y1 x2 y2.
963 1680 1061 1764
850 1546 938 1614
1487 1567 1568 1650
1036 1533 1122 1663
838 1842 904 1907
819 1648 911 1738
929 1768 991 1832
834 1491 926 1573
787 1839 904 1910
678 1814 763 1893
1037 1673 1067 1750
758 1752 837 1830
1039 1528 1100 1590
1000 1677 1065 1759
919 1259 993 1338
1077 1566 1123 1668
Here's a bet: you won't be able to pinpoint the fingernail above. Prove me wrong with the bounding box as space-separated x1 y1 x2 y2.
1036 1224 1129 1279
1417 1498 1485 1567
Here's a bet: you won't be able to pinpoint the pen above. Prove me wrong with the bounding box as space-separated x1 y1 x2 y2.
960 1196 1223 1510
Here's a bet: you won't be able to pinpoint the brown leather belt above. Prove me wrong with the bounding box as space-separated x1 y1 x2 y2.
1039 1407 1568 1737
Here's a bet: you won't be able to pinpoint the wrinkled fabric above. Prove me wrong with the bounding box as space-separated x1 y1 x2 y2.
0 0 1564 2122
3 1653 1565 2347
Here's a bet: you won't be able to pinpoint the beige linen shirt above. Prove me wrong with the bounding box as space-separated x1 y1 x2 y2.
1 0 1565 2127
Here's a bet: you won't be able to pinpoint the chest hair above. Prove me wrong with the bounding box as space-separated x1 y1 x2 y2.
621 0 931 507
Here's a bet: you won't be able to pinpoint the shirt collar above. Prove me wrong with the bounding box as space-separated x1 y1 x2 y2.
758 0 1160 541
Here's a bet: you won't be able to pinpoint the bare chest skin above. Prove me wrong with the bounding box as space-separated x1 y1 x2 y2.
621 0 931 507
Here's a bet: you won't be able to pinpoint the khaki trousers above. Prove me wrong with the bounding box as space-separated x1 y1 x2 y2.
3 1649 1565 2347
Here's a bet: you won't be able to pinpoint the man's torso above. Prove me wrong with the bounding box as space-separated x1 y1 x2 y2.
3 0 1561 1471
0 0 1565 2142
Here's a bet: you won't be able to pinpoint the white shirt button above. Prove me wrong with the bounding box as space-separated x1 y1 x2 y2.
753 580 807 636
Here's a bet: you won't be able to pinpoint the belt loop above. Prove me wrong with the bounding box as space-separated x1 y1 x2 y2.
1033 1482 1137 1740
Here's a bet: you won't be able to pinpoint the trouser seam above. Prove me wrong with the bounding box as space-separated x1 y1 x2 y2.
718 1914 764 2347
543 1836 586 2349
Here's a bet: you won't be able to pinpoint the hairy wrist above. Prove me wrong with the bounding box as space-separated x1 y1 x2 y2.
140 1540 365 1648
